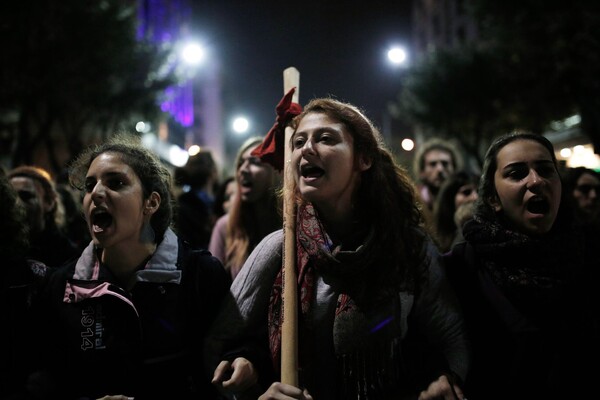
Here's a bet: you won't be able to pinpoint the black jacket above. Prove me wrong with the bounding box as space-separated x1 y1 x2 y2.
444 215 598 399
1 258 49 400
33 229 231 400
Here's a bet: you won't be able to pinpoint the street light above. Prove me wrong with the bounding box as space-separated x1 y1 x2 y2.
232 116 250 135
401 138 415 151
181 42 206 66
383 44 411 154
387 45 408 67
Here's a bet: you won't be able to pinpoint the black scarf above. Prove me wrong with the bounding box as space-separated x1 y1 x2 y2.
462 213 584 329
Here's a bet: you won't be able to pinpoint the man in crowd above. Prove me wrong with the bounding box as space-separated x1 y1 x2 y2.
413 138 463 211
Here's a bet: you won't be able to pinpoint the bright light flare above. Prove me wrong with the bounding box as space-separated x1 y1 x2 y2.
560 148 572 158
388 46 407 66
182 43 205 65
170 145 189 167
562 144 600 169
401 138 415 151
188 145 201 156
232 117 249 134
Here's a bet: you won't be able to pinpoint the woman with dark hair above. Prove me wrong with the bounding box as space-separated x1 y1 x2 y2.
205 98 469 399
432 170 479 253
209 136 282 281
33 134 231 399
444 131 598 399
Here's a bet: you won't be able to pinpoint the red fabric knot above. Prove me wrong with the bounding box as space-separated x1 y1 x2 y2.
251 87 302 171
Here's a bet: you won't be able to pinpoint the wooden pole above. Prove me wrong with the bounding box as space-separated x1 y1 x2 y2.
280 66 299 386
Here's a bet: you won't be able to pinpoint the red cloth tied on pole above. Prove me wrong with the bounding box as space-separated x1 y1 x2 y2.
251 87 302 171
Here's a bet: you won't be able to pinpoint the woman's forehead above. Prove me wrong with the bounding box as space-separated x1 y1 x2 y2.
496 140 553 165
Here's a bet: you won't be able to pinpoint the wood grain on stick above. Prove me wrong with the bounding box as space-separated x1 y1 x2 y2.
281 66 299 386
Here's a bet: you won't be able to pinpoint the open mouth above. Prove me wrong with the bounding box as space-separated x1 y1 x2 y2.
91 208 113 232
526 197 550 214
300 164 325 179
240 178 253 189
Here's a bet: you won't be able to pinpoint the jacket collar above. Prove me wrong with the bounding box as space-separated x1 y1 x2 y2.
73 228 182 285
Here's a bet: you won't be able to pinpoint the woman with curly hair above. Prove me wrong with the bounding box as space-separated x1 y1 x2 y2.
32 134 231 400
206 98 469 399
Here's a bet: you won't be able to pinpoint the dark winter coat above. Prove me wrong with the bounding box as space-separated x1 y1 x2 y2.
1 258 49 400
33 229 230 400
444 214 598 399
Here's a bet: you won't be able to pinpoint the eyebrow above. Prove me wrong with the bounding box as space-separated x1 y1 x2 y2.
293 126 342 138
85 171 128 180
502 159 554 170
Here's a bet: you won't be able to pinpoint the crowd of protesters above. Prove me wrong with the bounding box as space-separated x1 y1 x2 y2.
1 96 599 399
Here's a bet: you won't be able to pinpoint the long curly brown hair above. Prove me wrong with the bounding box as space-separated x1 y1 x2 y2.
291 98 427 292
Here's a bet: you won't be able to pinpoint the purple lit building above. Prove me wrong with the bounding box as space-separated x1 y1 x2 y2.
136 0 225 166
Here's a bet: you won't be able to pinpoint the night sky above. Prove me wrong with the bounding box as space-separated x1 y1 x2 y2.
192 0 412 137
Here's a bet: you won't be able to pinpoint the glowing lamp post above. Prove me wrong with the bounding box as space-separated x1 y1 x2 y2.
387 46 408 66
232 116 250 135
181 42 206 66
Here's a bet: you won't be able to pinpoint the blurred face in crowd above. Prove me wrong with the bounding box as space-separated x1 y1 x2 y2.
491 139 561 236
10 176 52 234
292 112 371 216
237 145 275 203
422 149 454 190
83 152 159 250
573 171 600 218
454 183 478 210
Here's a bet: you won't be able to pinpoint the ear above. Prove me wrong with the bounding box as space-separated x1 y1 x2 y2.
358 155 372 172
144 192 161 216
488 195 502 212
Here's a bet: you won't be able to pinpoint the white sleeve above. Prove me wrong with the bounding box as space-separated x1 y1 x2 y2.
203 229 283 373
